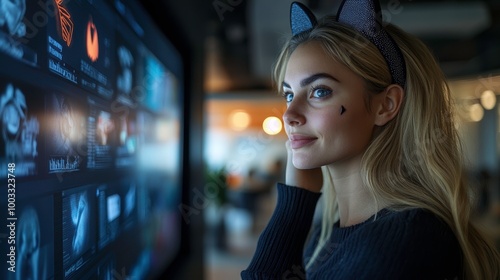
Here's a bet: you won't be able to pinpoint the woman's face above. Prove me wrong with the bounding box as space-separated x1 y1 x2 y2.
283 41 378 170
3 102 21 136
0 0 26 36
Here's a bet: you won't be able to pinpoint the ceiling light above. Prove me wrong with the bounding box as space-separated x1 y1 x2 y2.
469 103 484 122
480 90 496 110
229 110 250 131
262 116 282 135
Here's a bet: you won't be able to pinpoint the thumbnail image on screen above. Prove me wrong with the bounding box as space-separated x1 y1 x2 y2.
137 50 179 114
111 177 138 231
97 183 121 249
115 35 140 107
117 45 134 96
0 79 42 178
2 194 55 280
114 110 136 168
46 92 87 174
87 97 116 169
0 0 40 66
62 185 97 278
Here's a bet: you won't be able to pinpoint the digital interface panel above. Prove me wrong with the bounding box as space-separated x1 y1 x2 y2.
0 0 184 279
47 0 114 99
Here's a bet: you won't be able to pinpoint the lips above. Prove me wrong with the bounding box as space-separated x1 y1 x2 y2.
289 134 317 149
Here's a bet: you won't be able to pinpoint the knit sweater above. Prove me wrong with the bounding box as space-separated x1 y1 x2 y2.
241 183 462 279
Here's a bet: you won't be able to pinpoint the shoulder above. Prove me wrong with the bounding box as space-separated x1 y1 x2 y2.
306 209 463 279
365 208 461 254
375 207 447 228
371 208 456 240
356 208 462 279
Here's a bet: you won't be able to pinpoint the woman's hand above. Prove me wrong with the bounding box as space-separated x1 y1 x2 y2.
285 140 323 193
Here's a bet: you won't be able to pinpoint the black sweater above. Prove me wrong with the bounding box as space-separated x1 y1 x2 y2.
241 183 462 279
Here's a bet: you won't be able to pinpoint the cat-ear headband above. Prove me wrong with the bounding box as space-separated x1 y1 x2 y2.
291 0 406 88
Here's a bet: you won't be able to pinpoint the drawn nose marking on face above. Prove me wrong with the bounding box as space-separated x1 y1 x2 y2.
340 105 346 115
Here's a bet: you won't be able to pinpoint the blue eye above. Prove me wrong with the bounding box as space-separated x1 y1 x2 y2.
283 92 293 102
312 87 332 98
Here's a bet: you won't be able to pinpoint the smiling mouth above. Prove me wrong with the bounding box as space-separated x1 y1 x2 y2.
289 136 317 149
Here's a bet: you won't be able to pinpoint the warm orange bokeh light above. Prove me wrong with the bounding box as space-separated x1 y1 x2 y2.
229 110 251 131
262 116 282 135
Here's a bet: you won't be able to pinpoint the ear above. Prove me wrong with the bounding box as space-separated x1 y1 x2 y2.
374 84 404 126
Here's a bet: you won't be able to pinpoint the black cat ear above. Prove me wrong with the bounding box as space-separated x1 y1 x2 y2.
337 0 406 87
290 2 317 36
337 0 383 31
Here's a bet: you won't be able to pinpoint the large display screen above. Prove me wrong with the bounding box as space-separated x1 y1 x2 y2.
0 0 184 279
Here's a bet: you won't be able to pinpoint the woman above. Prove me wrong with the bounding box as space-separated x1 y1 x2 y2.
241 1 500 279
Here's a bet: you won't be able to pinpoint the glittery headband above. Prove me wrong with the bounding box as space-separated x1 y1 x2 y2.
290 0 406 88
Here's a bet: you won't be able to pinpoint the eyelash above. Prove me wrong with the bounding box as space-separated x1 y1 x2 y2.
282 91 293 102
282 85 333 103
310 85 332 98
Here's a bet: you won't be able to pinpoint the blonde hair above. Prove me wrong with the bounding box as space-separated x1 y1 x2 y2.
273 16 500 279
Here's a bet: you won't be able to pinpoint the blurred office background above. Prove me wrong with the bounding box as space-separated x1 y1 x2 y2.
140 0 500 279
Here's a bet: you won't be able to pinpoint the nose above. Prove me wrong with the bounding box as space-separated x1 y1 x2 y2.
283 100 305 127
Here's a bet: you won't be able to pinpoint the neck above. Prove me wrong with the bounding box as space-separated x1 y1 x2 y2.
327 155 385 227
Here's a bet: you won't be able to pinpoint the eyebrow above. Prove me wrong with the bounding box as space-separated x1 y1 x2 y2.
282 73 339 89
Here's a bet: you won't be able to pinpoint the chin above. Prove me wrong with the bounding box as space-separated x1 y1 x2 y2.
292 156 321 170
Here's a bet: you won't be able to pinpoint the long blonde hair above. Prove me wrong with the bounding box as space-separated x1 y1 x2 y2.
273 16 500 279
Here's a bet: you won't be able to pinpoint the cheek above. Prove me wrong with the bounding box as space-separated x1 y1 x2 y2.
311 109 341 134
284 122 291 137
320 105 374 143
